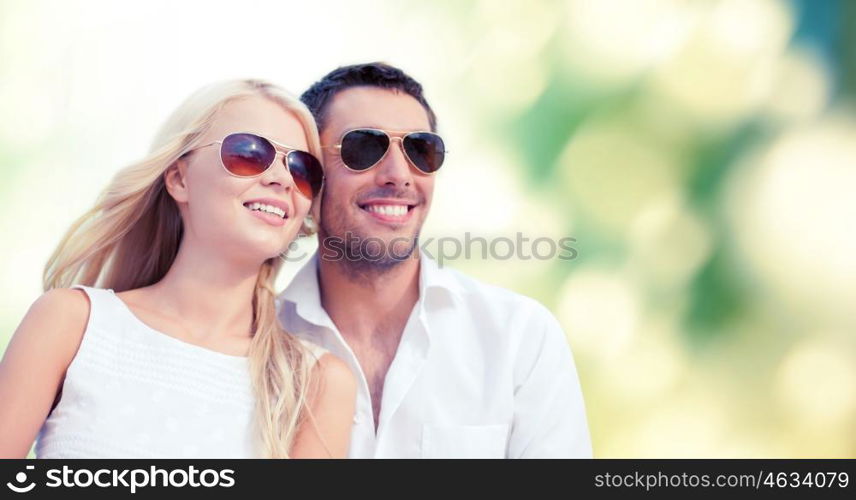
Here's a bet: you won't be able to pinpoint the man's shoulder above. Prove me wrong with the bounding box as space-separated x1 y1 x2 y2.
436 266 570 357
439 265 555 320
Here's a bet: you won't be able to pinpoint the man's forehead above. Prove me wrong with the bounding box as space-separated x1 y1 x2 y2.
323 86 431 133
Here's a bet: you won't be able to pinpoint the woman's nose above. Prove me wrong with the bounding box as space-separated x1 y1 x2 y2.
260 153 296 191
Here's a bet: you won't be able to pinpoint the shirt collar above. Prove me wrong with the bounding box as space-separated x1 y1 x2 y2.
276 252 329 329
418 251 465 304
276 250 464 329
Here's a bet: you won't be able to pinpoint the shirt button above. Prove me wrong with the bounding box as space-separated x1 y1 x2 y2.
353 413 362 424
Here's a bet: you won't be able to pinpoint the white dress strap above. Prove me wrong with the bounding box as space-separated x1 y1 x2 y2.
36 285 257 458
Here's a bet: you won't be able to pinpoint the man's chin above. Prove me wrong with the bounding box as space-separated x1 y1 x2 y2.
387 239 419 260
319 211 423 264
361 233 418 257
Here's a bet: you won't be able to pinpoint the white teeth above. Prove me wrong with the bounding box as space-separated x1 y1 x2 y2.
245 202 286 219
366 204 408 217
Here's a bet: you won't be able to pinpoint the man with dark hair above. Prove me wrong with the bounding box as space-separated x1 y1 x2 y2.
299 62 438 132
276 62 591 458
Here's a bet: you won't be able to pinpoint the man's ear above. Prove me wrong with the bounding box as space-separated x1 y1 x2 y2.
310 187 323 225
164 158 189 203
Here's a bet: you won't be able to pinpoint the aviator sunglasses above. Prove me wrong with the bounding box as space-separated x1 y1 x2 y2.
324 128 446 174
184 132 325 199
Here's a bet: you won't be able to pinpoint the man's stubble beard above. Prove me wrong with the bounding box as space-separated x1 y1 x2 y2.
318 192 422 282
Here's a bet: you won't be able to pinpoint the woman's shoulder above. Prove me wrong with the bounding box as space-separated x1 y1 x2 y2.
10 288 93 371
299 339 348 378
29 287 92 332
303 344 354 392
293 338 352 385
297 337 329 361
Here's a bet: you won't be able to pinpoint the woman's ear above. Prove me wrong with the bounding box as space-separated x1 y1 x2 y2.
164 158 190 203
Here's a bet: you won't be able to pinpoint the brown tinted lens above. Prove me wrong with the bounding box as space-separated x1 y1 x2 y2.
403 132 445 173
221 133 275 176
286 151 324 199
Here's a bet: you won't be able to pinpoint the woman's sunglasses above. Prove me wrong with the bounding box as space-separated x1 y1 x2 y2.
324 128 446 174
185 132 324 199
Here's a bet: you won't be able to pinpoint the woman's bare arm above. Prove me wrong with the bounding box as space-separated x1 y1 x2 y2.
0 288 89 457
289 353 357 459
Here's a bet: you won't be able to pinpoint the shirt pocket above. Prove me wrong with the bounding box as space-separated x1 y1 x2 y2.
421 423 510 459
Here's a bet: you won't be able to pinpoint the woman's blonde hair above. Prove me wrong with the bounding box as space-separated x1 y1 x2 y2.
43 79 325 458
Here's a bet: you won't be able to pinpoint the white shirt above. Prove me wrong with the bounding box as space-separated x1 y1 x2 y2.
276 252 592 458
36 285 327 458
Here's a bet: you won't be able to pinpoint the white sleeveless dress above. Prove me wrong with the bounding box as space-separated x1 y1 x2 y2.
34 285 328 458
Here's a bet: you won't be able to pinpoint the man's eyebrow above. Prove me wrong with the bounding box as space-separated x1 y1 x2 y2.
334 124 428 133
336 124 383 131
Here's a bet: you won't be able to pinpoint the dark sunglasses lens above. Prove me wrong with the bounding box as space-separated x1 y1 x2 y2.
221 133 275 176
340 129 390 170
286 151 324 199
403 133 445 173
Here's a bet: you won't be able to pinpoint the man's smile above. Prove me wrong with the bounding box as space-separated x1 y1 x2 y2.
357 199 417 225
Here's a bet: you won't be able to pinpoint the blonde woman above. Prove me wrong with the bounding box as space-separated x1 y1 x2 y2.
0 79 357 458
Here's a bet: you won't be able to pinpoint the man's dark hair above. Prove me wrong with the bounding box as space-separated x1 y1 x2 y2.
300 62 437 133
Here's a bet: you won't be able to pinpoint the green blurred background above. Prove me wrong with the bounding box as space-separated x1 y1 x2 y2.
1 0 854 457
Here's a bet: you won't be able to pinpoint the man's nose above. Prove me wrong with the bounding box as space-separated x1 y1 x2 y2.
374 138 413 187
